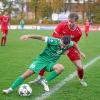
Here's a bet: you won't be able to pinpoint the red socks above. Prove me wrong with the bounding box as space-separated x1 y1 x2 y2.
1 37 4 45
77 68 84 79
39 69 45 76
1 37 6 46
85 32 88 37
4 36 6 45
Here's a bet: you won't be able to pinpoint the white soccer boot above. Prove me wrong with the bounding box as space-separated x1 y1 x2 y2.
3 88 13 94
80 79 88 87
40 78 49 92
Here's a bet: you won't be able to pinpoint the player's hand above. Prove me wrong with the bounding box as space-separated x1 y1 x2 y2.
20 35 29 40
80 52 86 59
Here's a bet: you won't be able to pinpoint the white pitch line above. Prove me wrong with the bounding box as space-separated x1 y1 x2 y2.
35 56 100 100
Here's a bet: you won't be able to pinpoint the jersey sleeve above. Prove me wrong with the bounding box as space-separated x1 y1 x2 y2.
76 27 82 43
45 37 60 45
52 22 65 38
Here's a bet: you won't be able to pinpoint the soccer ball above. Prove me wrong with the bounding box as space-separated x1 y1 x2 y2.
18 84 32 96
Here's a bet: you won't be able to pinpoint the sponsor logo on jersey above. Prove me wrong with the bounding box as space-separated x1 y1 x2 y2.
57 50 63 54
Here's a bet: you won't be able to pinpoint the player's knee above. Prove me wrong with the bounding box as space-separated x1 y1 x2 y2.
75 62 83 69
2 34 6 37
77 66 83 71
21 70 34 79
54 64 64 73
59 64 64 71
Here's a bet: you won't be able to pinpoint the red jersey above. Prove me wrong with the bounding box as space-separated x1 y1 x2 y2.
0 15 10 30
85 21 90 27
52 21 82 43
84 20 90 37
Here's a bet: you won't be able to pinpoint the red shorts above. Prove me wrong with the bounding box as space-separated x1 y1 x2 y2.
85 26 89 33
1 29 8 35
67 47 80 61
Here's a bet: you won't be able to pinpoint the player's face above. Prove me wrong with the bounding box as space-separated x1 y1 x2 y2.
68 18 76 30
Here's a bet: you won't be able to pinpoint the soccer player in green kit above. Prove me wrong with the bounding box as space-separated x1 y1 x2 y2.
3 34 85 94
19 18 25 30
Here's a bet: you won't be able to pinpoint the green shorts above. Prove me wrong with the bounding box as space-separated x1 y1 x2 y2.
29 60 55 74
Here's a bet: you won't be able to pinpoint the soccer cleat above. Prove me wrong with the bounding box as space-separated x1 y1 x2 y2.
80 79 88 87
3 88 13 94
39 78 49 92
28 75 42 84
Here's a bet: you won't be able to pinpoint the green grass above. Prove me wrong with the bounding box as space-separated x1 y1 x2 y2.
0 30 100 100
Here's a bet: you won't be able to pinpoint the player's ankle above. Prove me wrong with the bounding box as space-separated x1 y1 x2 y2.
9 87 13 91
38 75 42 79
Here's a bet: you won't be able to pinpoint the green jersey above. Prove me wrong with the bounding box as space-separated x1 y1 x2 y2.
35 37 74 62
20 19 25 26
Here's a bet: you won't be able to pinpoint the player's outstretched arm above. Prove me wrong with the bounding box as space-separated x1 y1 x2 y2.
74 42 86 59
20 34 46 41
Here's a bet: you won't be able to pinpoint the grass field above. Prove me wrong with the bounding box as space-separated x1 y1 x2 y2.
0 30 100 100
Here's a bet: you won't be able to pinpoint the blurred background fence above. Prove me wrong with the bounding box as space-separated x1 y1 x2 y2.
0 0 100 25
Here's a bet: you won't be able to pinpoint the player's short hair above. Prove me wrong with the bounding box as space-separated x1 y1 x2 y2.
68 13 79 21
61 36 71 45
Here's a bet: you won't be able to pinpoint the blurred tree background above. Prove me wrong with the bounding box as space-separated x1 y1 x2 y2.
0 0 100 24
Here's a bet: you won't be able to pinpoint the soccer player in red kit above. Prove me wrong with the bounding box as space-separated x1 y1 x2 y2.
29 13 87 87
84 19 90 37
0 12 10 46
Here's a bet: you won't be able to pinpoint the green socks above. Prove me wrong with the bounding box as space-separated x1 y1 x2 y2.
11 76 24 89
46 71 59 81
10 71 58 89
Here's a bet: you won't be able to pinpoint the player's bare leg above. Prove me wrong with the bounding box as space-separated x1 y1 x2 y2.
3 69 34 94
28 69 45 84
73 60 87 87
1 33 5 46
1 33 7 46
3 35 7 46
39 64 64 92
